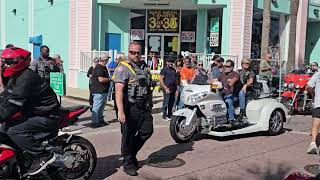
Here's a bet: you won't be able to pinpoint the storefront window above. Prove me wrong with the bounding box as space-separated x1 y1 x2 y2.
180 10 197 53
251 9 280 59
207 9 223 54
130 9 146 55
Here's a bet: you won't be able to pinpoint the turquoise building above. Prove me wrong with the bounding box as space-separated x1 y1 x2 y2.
0 0 319 97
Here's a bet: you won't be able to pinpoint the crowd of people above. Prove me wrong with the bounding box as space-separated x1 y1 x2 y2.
1 42 319 177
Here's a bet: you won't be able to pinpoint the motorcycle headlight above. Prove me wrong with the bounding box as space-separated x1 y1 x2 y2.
288 82 295 90
296 85 300 89
187 91 210 103
283 83 288 88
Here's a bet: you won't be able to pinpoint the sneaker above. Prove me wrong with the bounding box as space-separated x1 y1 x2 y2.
307 142 318 154
123 164 138 176
27 153 56 176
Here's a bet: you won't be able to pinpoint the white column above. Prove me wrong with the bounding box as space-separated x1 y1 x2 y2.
295 0 308 66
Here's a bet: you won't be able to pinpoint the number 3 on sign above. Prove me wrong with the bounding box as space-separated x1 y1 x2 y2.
149 17 156 29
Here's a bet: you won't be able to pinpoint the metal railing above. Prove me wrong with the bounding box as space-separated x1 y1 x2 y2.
79 51 109 72
190 53 239 70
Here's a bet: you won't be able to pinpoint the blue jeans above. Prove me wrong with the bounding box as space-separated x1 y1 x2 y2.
92 93 108 124
224 94 235 121
162 91 176 118
107 82 114 101
239 90 246 110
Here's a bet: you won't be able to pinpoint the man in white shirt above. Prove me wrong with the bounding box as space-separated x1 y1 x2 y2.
306 72 320 154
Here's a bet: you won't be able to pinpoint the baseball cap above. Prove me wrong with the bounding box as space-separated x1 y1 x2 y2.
93 57 99 62
100 52 111 61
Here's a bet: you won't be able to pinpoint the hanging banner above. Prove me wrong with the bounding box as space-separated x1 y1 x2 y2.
130 29 145 40
181 31 195 42
147 10 180 33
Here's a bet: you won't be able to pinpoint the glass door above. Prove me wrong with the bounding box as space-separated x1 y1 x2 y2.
163 35 179 60
145 34 180 71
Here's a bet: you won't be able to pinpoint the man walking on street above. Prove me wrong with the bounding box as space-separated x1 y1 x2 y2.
306 71 320 154
90 53 112 128
113 42 153 176
160 58 177 121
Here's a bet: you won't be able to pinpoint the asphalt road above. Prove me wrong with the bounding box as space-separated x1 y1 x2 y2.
60 96 317 180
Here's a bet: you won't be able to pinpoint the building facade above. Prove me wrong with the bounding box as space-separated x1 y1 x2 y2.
0 0 319 95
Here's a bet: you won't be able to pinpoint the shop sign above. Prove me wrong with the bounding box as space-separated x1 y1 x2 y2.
147 10 180 33
181 31 195 42
210 32 219 47
131 29 145 40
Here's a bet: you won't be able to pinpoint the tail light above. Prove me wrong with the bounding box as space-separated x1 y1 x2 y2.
0 146 15 164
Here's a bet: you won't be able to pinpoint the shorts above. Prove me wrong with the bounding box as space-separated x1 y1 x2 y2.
313 108 320 118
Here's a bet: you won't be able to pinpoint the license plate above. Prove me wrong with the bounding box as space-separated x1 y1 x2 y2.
214 116 227 126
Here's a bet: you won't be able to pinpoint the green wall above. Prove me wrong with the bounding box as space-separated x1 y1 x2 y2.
221 5 230 55
308 4 320 20
33 0 70 77
196 9 207 53
4 0 29 49
3 0 70 85
305 22 320 64
196 3 230 54
100 5 130 53
254 0 291 14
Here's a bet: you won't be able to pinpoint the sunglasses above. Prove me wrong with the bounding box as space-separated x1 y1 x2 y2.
311 64 318 66
198 64 203 66
242 62 250 65
224 65 232 68
129 51 141 55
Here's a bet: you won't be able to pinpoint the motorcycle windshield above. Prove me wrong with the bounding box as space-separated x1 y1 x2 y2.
191 69 209 85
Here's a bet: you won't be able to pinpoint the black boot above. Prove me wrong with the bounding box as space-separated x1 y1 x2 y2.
123 164 138 176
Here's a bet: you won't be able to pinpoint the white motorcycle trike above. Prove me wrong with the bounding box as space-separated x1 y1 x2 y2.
170 79 290 143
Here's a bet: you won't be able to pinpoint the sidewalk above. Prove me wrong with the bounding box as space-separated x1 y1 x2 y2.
66 87 164 108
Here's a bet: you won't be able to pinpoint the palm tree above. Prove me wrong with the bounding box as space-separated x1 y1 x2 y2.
260 0 271 58
287 0 299 70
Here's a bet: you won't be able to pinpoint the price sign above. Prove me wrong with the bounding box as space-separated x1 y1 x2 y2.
147 10 180 33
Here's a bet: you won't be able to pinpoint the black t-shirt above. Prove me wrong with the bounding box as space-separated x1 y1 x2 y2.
90 64 110 94
160 66 177 90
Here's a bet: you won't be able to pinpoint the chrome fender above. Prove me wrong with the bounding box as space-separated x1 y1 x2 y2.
173 108 197 126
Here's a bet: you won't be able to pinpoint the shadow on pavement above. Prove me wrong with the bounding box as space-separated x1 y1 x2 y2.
91 154 122 179
152 107 163 114
245 162 292 180
195 129 287 142
140 142 195 169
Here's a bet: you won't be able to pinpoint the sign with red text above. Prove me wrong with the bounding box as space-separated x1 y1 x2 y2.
181 31 195 42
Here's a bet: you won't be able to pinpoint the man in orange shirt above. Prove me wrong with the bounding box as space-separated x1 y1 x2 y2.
178 58 196 108
180 58 196 85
